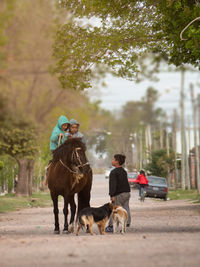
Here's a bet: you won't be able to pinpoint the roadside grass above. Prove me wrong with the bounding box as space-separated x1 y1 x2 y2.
168 189 200 203
0 191 52 213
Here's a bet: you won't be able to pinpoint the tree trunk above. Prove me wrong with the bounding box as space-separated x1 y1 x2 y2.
28 160 34 196
16 159 35 196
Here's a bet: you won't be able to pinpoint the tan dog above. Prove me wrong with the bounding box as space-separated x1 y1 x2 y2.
112 205 128 234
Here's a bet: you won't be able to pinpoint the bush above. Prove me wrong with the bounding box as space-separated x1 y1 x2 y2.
0 161 4 170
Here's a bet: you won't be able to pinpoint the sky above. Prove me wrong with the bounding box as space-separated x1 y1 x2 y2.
89 70 200 123
88 70 200 153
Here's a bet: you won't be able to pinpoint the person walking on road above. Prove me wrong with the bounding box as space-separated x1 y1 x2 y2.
105 154 131 233
135 170 149 197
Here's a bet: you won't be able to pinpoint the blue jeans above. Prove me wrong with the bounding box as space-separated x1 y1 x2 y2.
139 184 146 197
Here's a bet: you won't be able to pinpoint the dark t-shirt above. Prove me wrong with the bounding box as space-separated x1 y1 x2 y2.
109 167 130 197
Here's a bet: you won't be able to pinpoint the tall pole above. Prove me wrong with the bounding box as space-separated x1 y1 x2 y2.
139 129 143 170
159 118 163 149
166 114 171 186
173 109 178 188
190 84 200 192
198 94 200 148
185 124 190 190
180 69 186 190
188 118 192 188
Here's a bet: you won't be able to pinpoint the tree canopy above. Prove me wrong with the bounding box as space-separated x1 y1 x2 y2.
56 0 200 90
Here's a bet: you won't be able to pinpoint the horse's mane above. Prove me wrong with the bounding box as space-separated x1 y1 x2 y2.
52 138 86 162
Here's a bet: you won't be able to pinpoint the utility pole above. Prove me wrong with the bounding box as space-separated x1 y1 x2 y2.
159 118 163 149
198 94 200 148
139 129 143 170
190 84 200 192
180 69 186 190
145 125 152 164
173 109 178 188
185 123 190 190
188 118 192 188
166 114 171 187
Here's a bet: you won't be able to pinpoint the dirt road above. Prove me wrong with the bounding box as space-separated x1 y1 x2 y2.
0 174 200 267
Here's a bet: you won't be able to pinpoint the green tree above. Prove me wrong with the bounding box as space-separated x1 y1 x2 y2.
0 0 15 67
0 117 38 196
90 87 166 169
56 0 200 89
0 155 17 194
0 0 112 194
146 149 175 179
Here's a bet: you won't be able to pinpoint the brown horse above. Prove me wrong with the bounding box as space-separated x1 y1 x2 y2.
47 138 92 234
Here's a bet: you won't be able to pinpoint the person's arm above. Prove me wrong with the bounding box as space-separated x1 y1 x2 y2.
109 171 117 199
81 135 86 144
50 129 62 143
135 175 140 184
77 131 86 144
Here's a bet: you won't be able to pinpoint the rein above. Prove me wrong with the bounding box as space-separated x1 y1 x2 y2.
59 159 78 174
59 158 90 190
59 146 90 174
58 146 90 190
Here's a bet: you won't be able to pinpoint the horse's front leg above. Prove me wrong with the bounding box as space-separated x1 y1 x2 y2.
63 197 70 234
78 185 91 214
51 194 60 234
68 195 76 233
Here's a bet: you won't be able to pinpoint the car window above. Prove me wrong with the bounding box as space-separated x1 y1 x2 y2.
148 176 167 185
128 173 138 178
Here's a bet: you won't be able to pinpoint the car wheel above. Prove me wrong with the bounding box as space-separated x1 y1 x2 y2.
164 196 167 201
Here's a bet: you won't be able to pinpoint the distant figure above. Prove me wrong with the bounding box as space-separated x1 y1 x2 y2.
135 170 149 197
105 154 131 233
50 115 69 152
14 176 18 192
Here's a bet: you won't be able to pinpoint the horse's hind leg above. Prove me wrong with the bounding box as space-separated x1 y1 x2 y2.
68 195 76 233
51 194 60 234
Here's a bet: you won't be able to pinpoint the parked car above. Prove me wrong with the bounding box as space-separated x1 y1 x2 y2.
146 176 168 201
105 166 128 179
127 172 138 188
105 167 115 179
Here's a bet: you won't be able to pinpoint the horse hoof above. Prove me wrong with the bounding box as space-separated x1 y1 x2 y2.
54 230 60 234
62 230 71 234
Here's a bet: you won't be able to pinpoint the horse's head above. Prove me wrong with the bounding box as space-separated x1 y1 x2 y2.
52 138 90 174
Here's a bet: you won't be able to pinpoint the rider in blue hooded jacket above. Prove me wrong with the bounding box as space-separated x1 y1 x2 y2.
50 115 69 152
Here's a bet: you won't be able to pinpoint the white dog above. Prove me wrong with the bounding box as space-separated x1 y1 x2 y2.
112 205 128 234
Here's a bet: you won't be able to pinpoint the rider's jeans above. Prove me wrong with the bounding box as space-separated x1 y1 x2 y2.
139 184 146 196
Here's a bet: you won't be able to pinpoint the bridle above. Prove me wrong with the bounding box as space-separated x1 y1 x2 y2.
59 147 89 174
72 147 89 168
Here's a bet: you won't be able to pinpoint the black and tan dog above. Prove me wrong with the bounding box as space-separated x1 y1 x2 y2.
76 203 113 236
